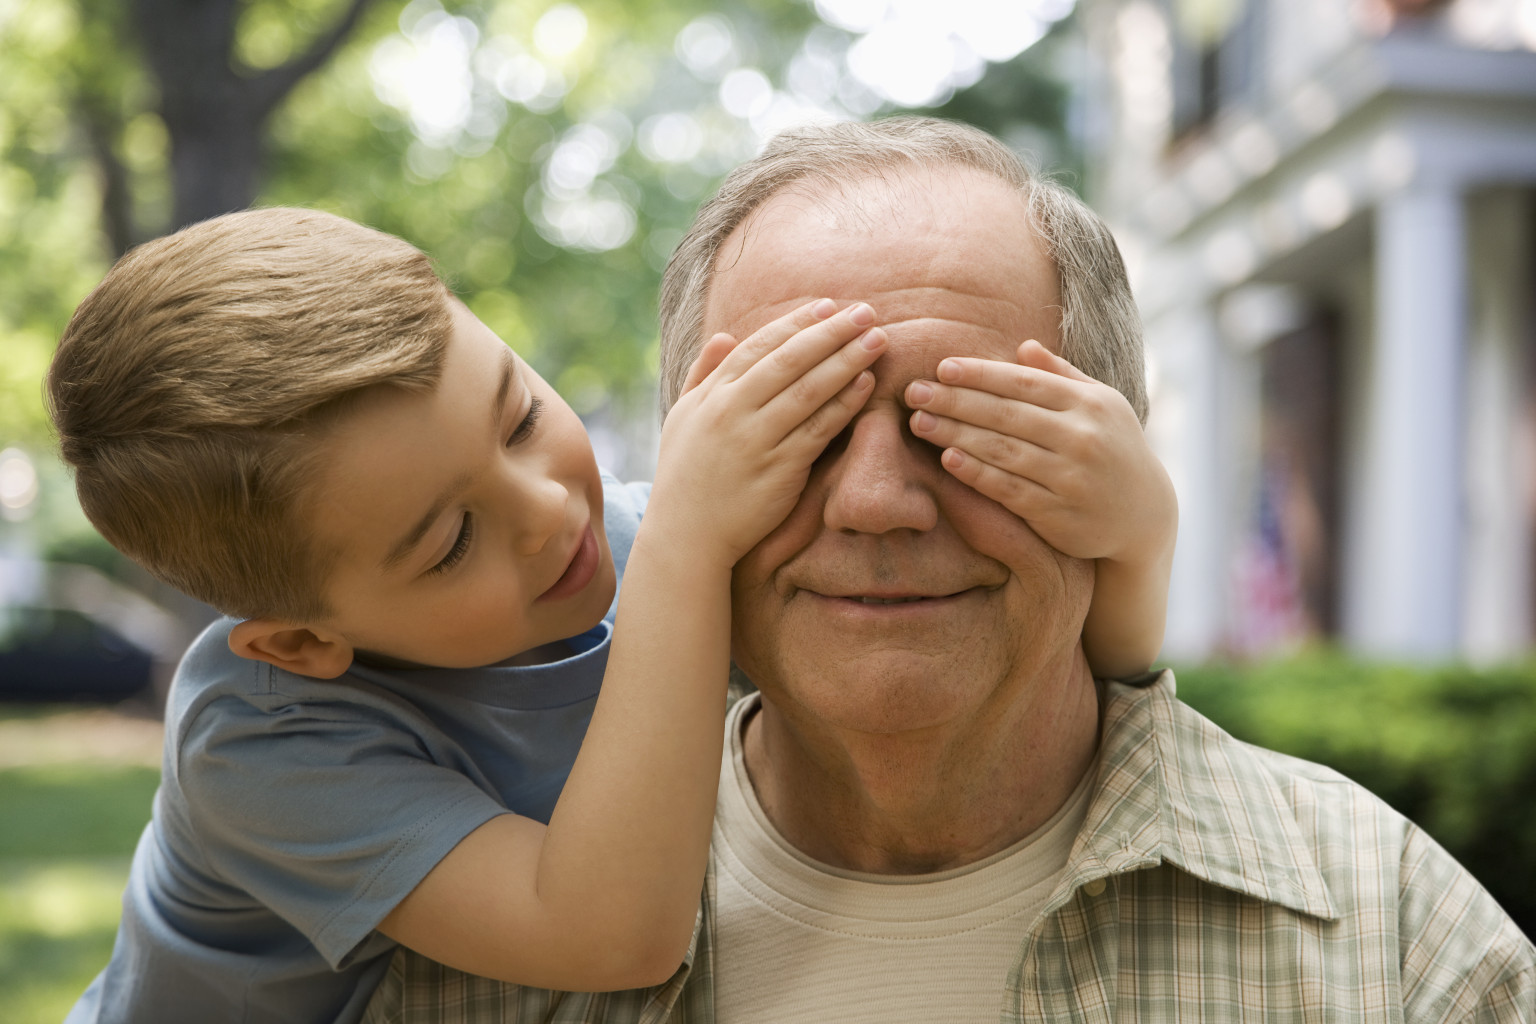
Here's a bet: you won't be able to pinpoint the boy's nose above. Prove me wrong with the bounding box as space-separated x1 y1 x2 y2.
511 473 570 556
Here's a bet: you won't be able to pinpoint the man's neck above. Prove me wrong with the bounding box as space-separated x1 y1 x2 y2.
741 652 1101 874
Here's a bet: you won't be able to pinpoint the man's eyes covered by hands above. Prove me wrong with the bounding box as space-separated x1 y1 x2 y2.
900 339 1169 565
649 298 888 568
902 339 1177 680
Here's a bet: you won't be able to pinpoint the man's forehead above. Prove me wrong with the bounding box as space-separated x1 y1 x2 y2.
872 313 1023 393
724 164 1021 241
704 165 1061 354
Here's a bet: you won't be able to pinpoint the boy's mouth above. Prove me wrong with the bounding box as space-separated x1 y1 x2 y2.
538 523 599 602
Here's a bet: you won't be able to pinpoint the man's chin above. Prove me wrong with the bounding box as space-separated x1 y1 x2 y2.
756 651 1003 736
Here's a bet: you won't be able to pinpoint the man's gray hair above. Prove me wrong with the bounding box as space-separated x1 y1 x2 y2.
658 116 1147 423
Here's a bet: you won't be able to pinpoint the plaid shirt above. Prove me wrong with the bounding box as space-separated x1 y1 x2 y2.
362 672 1535 1024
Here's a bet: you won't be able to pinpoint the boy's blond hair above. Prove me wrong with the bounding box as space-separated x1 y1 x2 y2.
47 207 454 623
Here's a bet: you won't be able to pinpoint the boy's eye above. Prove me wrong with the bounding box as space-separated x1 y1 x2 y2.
427 513 474 575
507 396 543 446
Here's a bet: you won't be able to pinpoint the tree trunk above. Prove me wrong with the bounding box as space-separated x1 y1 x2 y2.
77 97 137 257
124 0 376 232
162 89 266 229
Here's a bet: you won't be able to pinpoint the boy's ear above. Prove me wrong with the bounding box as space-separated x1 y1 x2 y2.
228 619 355 679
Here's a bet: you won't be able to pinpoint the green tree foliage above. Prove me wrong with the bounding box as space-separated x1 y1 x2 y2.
1 0 1077 534
0 0 123 449
260 0 839 450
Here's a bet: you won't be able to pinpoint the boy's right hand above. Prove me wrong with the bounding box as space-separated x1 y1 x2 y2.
650 299 886 568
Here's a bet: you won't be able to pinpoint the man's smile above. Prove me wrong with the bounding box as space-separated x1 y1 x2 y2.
807 587 976 603
790 586 996 625
778 549 1010 607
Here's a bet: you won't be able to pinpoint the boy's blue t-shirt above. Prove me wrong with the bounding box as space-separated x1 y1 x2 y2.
66 474 651 1024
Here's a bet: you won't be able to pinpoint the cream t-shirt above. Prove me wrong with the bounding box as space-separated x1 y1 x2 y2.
713 694 1094 1024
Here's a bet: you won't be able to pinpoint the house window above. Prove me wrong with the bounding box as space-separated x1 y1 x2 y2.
1169 0 1261 137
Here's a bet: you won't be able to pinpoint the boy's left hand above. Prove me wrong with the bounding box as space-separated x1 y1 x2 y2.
902 339 1175 568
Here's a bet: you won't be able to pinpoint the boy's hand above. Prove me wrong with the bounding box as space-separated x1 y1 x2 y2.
902 339 1175 569
651 299 886 567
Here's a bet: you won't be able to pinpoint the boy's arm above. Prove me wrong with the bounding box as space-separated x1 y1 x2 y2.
902 339 1177 679
1083 533 1174 679
378 300 886 991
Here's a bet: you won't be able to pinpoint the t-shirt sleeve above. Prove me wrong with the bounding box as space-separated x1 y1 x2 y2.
626 479 652 514
176 691 511 969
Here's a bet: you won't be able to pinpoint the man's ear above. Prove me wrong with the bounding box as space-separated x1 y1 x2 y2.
228 619 355 679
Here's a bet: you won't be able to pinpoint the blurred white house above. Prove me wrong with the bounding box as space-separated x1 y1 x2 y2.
1076 0 1536 661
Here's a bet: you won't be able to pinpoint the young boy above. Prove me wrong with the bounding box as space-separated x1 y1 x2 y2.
49 207 1173 1024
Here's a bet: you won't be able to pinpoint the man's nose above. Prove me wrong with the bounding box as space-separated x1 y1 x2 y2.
821 409 940 535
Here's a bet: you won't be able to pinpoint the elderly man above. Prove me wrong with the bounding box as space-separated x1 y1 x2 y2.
364 118 1534 1022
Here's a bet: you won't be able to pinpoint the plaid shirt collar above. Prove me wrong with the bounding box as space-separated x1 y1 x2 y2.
1063 671 1339 921
634 672 1345 1022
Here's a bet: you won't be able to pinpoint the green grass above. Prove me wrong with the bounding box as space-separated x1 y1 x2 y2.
0 859 135 1022
0 756 159 1021
0 763 160 858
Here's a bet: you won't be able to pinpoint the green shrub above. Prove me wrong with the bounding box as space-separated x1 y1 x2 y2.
1173 652 1536 939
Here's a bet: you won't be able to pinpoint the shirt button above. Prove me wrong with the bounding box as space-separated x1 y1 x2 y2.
1082 878 1107 897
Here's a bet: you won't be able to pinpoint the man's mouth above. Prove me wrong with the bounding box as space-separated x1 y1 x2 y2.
820 588 976 607
791 585 988 623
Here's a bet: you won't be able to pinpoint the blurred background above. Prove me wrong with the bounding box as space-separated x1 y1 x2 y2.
1 0 1533 1018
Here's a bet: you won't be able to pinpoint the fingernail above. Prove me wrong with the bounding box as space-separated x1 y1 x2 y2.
907 380 933 404
856 370 874 389
847 303 875 326
943 448 965 470
913 410 937 432
812 298 837 319
937 359 961 382
860 327 885 351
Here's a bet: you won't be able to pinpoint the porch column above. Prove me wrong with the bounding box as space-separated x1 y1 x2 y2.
1353 183 1466 656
